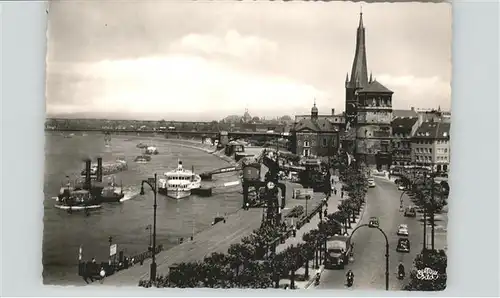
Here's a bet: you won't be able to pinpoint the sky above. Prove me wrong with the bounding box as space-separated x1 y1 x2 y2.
45 0 452 121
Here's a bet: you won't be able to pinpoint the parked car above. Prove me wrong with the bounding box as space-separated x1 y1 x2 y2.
398 184 405 191
368 178 376 188
397 224 409 236
404 206 417 217
396 238 411 253
368 217 379 228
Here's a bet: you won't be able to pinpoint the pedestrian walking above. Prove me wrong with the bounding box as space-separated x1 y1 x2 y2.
341 190 344 199
334 188 337 195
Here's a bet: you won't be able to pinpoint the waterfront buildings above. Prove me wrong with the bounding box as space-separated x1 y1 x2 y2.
289 102 343 158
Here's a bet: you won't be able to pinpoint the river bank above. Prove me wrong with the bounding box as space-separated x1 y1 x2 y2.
115 134 238 166
43 133 243 285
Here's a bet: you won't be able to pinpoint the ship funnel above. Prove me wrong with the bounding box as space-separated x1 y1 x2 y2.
84 159 92 190
178 161 183 169
97 157 103 182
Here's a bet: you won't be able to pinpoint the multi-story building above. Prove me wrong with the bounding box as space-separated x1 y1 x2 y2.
411 120 451 173
391 114 419 167
290 102 343 158
344 12 393 170
416 108 451 124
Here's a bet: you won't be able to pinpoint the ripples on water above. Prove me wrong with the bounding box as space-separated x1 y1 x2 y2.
43 132 241 284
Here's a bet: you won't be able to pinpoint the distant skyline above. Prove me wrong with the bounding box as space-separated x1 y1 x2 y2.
46 1 451 121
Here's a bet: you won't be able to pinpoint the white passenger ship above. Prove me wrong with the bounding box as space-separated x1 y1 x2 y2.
158 161 201 199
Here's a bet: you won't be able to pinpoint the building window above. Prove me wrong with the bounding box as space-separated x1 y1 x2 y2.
444 148 448 153
304 140 310 147
322 138 327 147
429 148 432 154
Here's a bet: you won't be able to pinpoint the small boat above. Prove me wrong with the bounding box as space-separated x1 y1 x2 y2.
158 161 201 199
134 155 152 163
144 146 159 155
136 142 149 149
81 159 128 179
55 189 102 212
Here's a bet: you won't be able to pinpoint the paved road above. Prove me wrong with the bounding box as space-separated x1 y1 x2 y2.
96 181 324 286
314 177 425 291
275 188 343 255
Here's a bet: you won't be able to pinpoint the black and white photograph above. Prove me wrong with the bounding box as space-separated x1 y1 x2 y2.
43 0 451 291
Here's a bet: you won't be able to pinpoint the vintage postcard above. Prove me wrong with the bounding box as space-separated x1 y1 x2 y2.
44 0 451 291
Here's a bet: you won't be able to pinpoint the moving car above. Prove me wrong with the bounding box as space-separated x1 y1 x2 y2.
397 224 409 236
368 178 376 188
398 184 405 191
368 217 379 228
396 238 411 253
404 206 417 217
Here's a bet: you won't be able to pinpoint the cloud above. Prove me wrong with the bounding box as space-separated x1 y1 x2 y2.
46 55 326 119
169 30 278 62
376 74 451 110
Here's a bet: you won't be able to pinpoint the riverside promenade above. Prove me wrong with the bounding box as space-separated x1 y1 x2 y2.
98 181 325 286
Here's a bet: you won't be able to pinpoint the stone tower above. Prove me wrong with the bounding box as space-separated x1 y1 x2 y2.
345 11 369 126
345 11 394 170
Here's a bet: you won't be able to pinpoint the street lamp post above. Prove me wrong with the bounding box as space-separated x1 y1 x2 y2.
146 224 152 250
140 173 158 281
305 194 310 218
349 224 390 291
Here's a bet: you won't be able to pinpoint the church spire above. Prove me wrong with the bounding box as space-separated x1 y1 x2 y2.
369 71 373 83
348 10 369 89
359 4 364 28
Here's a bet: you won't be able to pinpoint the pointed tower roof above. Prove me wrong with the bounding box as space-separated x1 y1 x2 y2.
311 98 318 114
348 11 369 89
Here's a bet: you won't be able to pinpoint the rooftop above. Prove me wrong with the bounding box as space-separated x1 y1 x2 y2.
358 80 393 94
292 117 341 132
391 117 418 135
413 121 451 139
393 109 418 118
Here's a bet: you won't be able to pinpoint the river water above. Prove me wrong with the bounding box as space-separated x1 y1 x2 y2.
43 132 242 285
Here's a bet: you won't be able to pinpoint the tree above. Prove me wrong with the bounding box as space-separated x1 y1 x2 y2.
320 214 343 236
202 253 232 288
327 211 348 234
338 200 354 227
169 262 204 288
297 242 315 279
404 249 447 291
413 178 448 249
228 243 256 276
